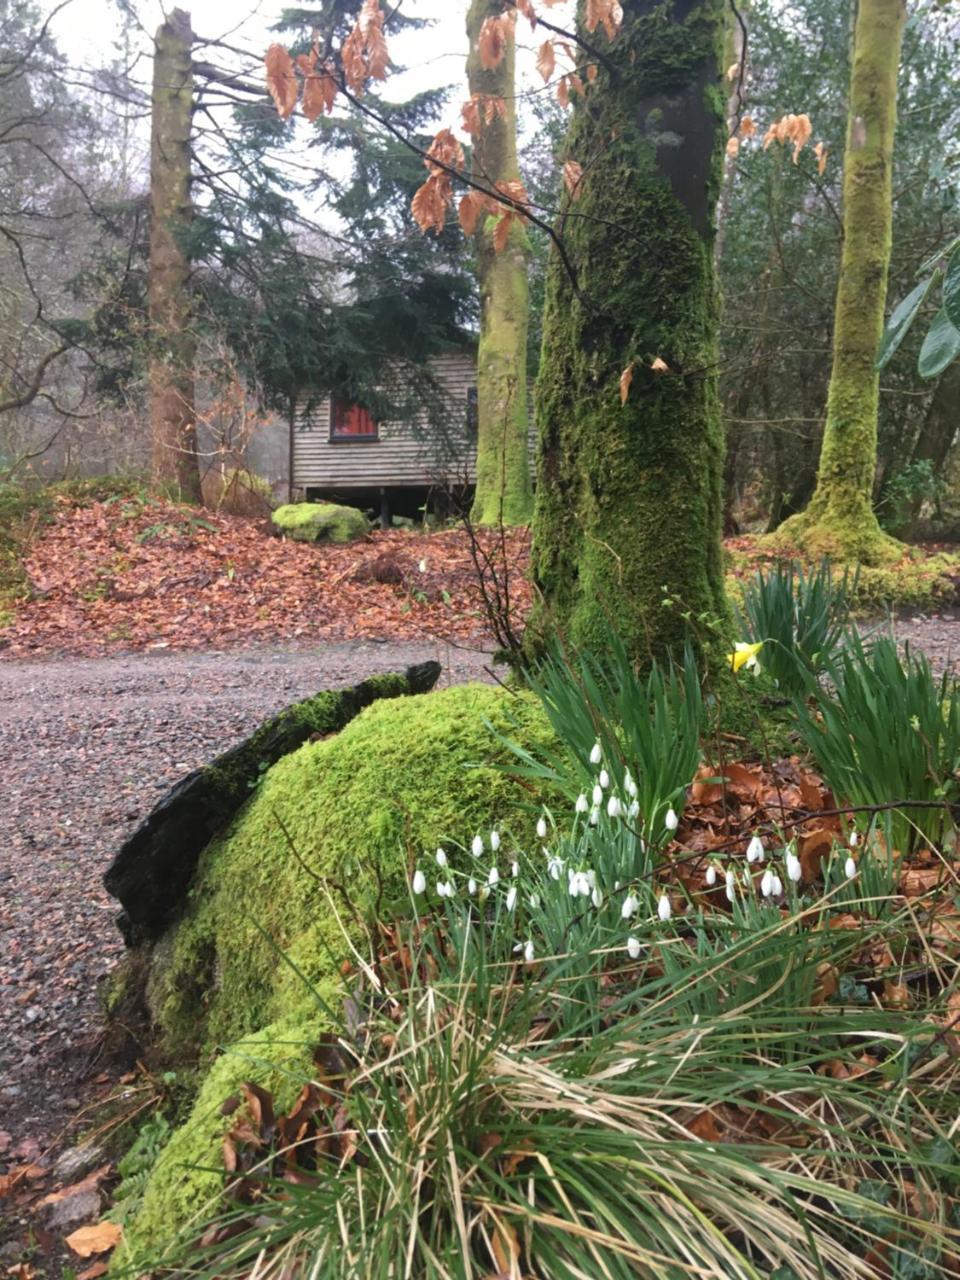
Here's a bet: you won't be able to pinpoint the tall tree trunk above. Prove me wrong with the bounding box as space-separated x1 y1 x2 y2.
903 359 960 534
149 9 200 502
466 0 533 527
774 0 906 563
526 0 727 666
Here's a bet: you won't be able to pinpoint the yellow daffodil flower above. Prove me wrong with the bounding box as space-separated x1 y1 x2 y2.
728 640 764 673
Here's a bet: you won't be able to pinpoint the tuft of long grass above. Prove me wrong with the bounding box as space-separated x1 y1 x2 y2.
738 560 853 696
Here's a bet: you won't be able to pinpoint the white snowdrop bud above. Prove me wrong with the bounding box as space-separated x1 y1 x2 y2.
467 877 477 895
658 894 672 922
578 873 593 897
523 939 535 964
592 783 603 806
771 874 783 897
705 865 717 887
548 857 563 881
487 866 499 887
511 860 519 878
435 848 447 867
599 768 610 789
586 869 597 889
626 935 642 960
849 830 859 848
471 835 484 857
575 793 589 814
746 836 765 864
490 829 501 852
607 794 622 818
628 800 640 819
590 807 600 827
528 893 540 910
412 869 426 895
590 741 603 765
621 894 639 919
624 771 638 799
665 808 679 832
506 885 518 912
725 869 736 902
536 816 548 839
592 886 604 909
760 869 774 897
845 856 857 880
786 856 802 884
437 880 454 898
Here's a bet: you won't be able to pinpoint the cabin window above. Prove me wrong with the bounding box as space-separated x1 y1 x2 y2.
331 399 379 442
466 386 478 438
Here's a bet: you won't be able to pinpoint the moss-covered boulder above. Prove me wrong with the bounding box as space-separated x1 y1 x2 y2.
104 664 440 945
272 501 370 544
142 683 557 1060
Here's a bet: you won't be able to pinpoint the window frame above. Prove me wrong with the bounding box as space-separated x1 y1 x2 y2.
329 398 380 443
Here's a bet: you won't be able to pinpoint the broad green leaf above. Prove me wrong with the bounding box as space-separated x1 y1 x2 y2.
918 308 960 379
943 245 960 332
876 276 934 369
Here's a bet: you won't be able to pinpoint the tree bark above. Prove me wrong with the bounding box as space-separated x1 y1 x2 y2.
149 9 200 502
526 0 728 666
774 0 906 563
466 0 533 527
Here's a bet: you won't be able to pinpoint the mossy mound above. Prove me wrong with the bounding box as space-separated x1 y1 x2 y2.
111 1016 318 1274
144 683 557 1061
272 501 370 544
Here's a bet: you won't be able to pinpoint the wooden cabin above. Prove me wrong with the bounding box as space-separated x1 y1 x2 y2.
289 350 480 523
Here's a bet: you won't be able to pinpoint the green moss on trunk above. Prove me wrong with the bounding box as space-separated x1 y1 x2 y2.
772 0 906 565
467 0 533 527
527 0 728 667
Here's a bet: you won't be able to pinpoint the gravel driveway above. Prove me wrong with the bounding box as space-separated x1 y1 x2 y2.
0 639 495 1154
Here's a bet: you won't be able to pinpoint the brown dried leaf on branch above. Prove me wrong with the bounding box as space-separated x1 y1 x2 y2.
265 44 298 119
762 112 814 163
563 159 583 199
461 94 506 137
585 0 624 39
297 53 338 121
478 12 515 70
536 39 556 82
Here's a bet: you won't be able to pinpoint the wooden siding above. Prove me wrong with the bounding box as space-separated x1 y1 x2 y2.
293 352 478 491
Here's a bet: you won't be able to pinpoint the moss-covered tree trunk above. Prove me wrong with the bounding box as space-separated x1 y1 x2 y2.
149 9 201 503
527 0 728 666
466 0 533 527
774 0 906 563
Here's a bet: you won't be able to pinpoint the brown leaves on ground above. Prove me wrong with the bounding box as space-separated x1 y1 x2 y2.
64 1221 122 1258
0 496 532 657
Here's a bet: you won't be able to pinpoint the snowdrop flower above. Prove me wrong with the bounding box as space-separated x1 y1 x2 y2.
523 939 535 964
586 868 597 889
592 783 604 807
548 856 563 881
467 877 477 895
487 865 500 887
599 768 610 789
435 847 447 867
575 793 589 814
665 808 679 832
490 829 501 852
658 894 672 922
849 830 859 848
621 894 639 919
511 860 519 878
624 770 638 799
628 799 641 819
760 869 774 897
437 879 455 898
412 869 426 895
592 886 604 909
705 865 717 887
576 872 593 897
771 874 783 897
590 741 603 765
786 850 802 883
746 836 765 864
844 856 857 879
471 835 484 858
536 815 548 839
506 885 518 912
626 935 642 960
528 893 540 910
607 794 623 819
725 869 736 902
590 807 600 827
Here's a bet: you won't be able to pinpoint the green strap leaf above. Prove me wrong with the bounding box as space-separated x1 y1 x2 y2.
876 276 934 370
943 245 960 332
918 308 960 380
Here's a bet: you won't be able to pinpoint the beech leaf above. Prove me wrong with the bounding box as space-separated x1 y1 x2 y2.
65 1222 123 1259
619 363 634 405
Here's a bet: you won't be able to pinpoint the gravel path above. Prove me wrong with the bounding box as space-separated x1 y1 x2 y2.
0 639 495 1157
1 615 958 1159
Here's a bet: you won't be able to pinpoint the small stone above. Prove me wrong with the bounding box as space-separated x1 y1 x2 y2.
45 1187 102 1231
54 1142 103 1183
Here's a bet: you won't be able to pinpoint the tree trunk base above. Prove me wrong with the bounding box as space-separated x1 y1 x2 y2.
766 504 903 566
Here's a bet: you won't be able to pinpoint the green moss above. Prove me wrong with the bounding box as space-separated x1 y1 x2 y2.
112 1015 320 1274
272 501 371 544
526 0 729 669
772 0 906 564
146 684 557 1060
